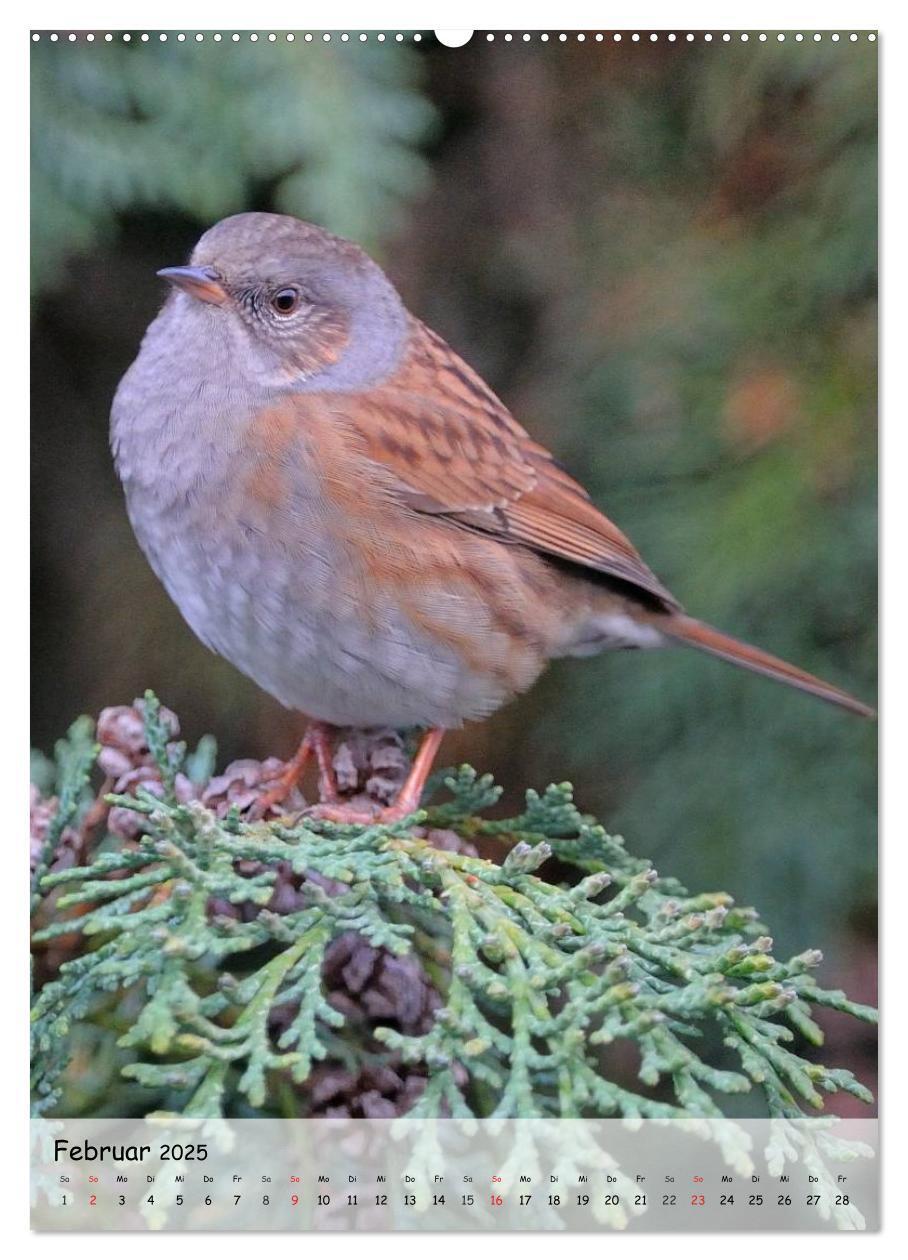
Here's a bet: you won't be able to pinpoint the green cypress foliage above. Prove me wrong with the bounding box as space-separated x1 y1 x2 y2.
31 694 875 1121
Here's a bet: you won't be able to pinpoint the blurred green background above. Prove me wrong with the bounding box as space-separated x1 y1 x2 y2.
31 34 876 1100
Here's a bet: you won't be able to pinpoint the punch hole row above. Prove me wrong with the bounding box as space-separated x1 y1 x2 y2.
485 31 873 43
32 32 424 43
31 31 878 44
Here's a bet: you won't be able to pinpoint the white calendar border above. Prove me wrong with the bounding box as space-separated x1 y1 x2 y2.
9 2 894 35
8 0 899 1252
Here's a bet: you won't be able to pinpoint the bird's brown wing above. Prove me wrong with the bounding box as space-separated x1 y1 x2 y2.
341 321 681 610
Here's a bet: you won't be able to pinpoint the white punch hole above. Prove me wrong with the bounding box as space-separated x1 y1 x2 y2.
434 29 473 47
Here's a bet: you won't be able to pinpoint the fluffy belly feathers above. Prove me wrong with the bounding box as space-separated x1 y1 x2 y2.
121 462 552 728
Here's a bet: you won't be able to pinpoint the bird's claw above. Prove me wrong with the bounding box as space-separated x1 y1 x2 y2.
304 797 422 826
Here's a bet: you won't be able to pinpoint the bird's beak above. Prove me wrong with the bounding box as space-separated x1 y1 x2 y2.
157 265 228 306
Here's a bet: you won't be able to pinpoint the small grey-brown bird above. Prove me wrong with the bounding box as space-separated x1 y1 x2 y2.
111 212 873 822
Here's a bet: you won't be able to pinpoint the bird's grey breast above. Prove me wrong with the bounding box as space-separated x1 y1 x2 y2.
110 297 334 670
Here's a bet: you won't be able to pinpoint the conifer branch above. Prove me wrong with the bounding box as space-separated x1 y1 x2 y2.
31 694 876 1122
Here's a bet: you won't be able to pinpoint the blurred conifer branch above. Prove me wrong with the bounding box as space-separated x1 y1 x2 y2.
30 39 435 291
31 693 876 1122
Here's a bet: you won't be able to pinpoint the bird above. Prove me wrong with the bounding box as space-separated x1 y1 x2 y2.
110 212 873 824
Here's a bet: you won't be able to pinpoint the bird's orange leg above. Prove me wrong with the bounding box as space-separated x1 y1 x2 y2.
253 721 339 815
307 728 445 826
308 723 340 803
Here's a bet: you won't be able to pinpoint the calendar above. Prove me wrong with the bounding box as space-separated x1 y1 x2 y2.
29 22 880 1243
32 1118 879 1230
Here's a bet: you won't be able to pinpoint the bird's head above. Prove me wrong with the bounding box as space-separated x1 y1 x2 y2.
157 212 408 390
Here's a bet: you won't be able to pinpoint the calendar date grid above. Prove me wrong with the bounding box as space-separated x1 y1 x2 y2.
32 1117 878 1231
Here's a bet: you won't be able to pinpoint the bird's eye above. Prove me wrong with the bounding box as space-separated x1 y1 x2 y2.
271 287 302 316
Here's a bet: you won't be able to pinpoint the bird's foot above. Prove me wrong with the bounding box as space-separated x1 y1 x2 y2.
304 793 424 827
249 721 339 819
303 728 445 828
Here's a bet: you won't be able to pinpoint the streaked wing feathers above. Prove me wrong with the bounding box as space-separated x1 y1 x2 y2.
346 322 680 610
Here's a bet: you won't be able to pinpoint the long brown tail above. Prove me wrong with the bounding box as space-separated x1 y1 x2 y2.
657 615 875 718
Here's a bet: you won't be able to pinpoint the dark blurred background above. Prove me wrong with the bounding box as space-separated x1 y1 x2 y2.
31 33 877 1106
